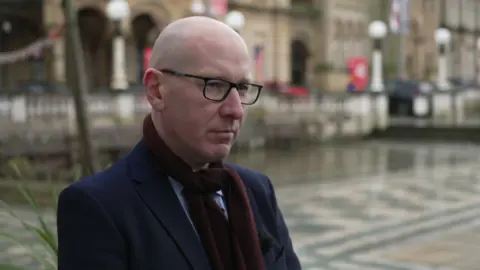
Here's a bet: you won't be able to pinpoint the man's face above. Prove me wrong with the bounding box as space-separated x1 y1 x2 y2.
156 36 251 164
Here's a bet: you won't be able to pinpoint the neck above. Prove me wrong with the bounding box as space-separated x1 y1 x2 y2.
149 114 208 171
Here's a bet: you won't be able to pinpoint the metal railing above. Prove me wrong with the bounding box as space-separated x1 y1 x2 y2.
0 90 380 156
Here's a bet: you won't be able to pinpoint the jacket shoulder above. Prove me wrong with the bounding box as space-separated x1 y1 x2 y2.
226 163 272 196
63 158 130 202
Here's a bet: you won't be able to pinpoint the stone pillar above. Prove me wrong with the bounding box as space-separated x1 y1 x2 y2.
432 91 452 124
453 89 465 124
412 94 430 117
274 13 291 83
52 37 66 82
11 95 27 123
371 92 389 131
116 92 134 122
357 93 373 135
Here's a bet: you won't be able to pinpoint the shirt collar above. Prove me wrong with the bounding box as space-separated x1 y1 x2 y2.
169 177 224 197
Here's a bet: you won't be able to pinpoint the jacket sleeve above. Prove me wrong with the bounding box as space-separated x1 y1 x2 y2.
266 178 302 270
57 185 128 270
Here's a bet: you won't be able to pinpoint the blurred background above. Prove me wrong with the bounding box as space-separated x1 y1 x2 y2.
1 0 480 269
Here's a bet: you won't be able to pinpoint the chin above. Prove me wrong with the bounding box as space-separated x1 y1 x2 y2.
203 143 232 161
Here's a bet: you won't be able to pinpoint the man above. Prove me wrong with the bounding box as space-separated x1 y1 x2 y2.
57 16 301 270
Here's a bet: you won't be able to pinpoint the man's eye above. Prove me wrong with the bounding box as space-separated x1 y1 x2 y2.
207 81 226 88
237 84 249 91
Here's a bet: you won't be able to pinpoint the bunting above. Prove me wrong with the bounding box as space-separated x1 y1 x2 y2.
0 23 64 65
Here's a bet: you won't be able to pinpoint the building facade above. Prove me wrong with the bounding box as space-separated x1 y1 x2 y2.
316 0 371 90
0 0 378 93
378 0 480 82
370 0 440 80
404 0 440 80
442 0 480 82
288 0 373 91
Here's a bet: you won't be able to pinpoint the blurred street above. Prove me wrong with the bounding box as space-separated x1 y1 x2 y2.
2 0 480 268
2 141 480 270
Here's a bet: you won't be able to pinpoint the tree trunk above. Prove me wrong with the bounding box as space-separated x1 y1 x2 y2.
62 0 99 176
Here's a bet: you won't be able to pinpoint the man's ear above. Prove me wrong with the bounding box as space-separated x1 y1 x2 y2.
144 68 165 111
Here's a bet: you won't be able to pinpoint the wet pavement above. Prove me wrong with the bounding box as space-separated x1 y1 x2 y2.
2 141 480 269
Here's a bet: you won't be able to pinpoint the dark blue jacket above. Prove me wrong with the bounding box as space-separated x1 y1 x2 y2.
57 140 301 270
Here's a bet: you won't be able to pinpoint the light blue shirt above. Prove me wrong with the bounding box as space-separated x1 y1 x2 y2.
169 178 228 230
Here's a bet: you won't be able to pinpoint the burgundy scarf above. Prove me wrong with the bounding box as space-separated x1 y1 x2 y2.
143 115 265 270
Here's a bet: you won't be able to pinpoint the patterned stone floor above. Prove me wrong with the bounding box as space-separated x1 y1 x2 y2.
2 143 480 269
278 162 480 270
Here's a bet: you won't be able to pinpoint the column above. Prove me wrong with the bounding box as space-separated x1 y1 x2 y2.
53 37 66 82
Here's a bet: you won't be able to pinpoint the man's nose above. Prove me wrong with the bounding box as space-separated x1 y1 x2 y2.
219 88 245 119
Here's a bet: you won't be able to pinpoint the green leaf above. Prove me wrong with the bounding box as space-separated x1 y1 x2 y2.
16 184 58 255
2 157 61 269
16 184 40 212
0 233 56 269
0 263 28 270
0 198 57 257
0 200 37 232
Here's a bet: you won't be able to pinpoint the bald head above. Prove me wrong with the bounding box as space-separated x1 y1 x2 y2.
143 16 254 168
149 16 248 72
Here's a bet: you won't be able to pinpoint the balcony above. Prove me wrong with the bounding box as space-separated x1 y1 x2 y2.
228 0 320 18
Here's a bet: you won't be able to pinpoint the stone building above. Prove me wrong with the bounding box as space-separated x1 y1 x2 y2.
289 0 373 91
404 0 440 80
442 0 480 82
403 0 480 81
376 0 480 82
315 0 372 90
370 0 440 80
0 0 376 93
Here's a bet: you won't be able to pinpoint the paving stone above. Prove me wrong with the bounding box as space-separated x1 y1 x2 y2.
2 143 480 269
381 228 480 270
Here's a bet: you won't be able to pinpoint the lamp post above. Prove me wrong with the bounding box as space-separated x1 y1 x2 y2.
190 0 206 14
433 27 453 124
106 0 130 90
367 20 387 92
367 20 388 131
225 10 245 33
476 37 480 85
0 20 11 88
434 27 451 91
190 0 215 17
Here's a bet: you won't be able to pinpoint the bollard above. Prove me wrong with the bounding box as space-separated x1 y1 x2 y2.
11 95 27 123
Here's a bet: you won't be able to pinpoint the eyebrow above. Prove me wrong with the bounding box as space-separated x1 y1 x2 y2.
221 76 252 84
237 78 252 84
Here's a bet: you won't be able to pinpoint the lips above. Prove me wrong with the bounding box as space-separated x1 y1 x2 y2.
210 130 236 142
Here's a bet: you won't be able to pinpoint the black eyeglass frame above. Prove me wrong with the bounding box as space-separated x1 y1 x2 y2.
160 69 263 105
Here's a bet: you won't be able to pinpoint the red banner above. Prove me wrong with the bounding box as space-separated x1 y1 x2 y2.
143 47 152 72
211 0 228 15
347 57 369 92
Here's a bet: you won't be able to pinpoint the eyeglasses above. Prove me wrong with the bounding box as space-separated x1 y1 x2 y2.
160 69 263 105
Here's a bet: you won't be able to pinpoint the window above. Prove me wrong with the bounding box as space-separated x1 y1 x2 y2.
335 20 344 39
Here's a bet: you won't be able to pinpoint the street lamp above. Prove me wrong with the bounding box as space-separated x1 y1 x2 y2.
476 37 480 85
190 0 206 14
367 20 388 131
368 20 387 92
225 11 245 33
0 20 11 88
106 0 130 90
434 27 451 91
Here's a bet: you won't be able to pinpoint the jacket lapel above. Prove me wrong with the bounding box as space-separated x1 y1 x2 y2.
127 140 211 270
